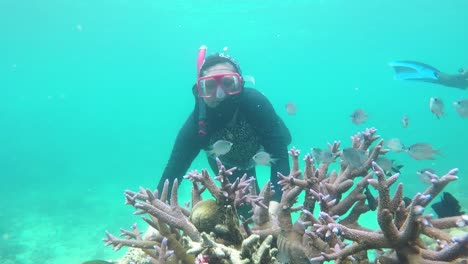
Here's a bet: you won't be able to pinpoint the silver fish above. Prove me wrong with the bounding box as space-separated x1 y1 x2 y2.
375 157 403 175
385 138 405 153
453 99 468 118
341 148 367 169
252 151 277 166
405 143 440 160
350 108 368 125
401 115 409 128
285 101 297 115
310 148 335 164
310 148 322 163
207 140 233 157
429 97 444 119
320 150 335 164
375 156 393 172
416 168 436 184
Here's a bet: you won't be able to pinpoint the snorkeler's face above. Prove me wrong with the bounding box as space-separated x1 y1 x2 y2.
200 63 240 108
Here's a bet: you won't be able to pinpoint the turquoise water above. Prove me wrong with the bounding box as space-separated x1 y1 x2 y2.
1 0 467 263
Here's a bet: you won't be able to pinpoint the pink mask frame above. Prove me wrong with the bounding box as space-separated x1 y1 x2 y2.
196 73 243 98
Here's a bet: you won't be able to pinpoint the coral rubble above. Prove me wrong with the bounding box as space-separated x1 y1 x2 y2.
104 128 468 263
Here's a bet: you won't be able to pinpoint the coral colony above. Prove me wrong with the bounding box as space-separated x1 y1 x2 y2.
104 128 468 264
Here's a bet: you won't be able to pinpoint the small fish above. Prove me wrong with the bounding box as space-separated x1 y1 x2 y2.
374 156 393 173
364 185 377 211
401 114 409 128
310 148 322 163
252 151 277 166
350 108 368 125
285 101 297 115
431 192 465 218
405 143 440 160
320 150 335 164
375 157 403 176
453 99 468 117
416 168 436 184
341 148 367 169
207 140 233 157
429 97 444 119
385 138 405 152
311 148 335 164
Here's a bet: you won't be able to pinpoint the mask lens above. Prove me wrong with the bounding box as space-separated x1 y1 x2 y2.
221 75 240 93
199 78 217 97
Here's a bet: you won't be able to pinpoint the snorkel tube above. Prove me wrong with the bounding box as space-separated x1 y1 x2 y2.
197 45 207 76
197 45 208 136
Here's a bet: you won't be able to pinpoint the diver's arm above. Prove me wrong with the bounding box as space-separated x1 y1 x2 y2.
157 113 201 197
243 89 291 201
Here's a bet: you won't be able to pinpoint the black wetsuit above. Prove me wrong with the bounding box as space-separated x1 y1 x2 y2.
435 71 468 89
157 87 291 202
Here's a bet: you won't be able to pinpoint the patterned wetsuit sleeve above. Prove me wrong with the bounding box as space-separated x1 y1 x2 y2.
243 89 291 201
157 112 201 196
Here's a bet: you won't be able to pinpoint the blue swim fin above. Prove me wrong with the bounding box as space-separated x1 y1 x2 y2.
389 61 440 82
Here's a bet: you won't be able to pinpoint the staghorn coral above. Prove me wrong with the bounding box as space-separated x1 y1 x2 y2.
104 158 277 264
104 127 468 264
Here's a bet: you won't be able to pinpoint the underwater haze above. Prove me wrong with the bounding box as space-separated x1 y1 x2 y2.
1 0 467 263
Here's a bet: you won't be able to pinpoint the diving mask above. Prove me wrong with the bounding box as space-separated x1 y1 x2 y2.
196 73 243 98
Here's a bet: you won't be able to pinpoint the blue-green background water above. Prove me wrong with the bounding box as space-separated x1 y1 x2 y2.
1 0 467 263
